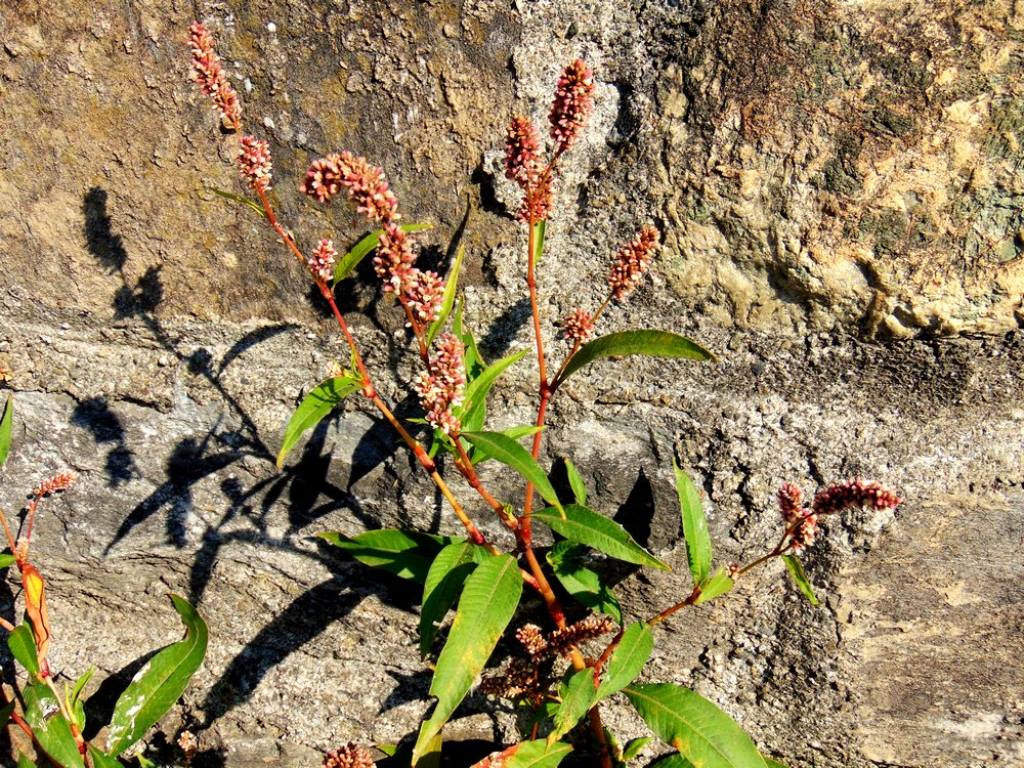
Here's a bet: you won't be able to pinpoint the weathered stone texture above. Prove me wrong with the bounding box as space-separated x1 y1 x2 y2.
0 1 1022 766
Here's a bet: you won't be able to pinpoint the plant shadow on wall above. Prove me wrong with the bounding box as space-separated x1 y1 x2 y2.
79 188 465 756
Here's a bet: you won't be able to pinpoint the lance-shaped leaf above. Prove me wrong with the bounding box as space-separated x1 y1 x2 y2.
426 243 465 345
546 542 621 623
549 668 598 742
694 568 734 605
469 425 544 465
674 462 712 585
471 740 572 768
277 375 361 468
782 555 820 606
413 554 523 763
319 529 449 584
458 350 528 433
333 222 434 285
534 505 668 570
88 748 123 768
621 737 652 761
563 457 587 505
556 330 713 386
23 683 84 768
106 595 208 756
461 432 563 514
625 683 767 768
208 187 267 219
419 540 488 655
0 552 15 570
8 623 40 677
0 394 12 468
453 297 485 378
596 622 653 700
531 220 547 265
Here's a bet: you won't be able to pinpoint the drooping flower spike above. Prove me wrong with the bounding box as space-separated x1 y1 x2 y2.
301 151 399 223
188 21 241 131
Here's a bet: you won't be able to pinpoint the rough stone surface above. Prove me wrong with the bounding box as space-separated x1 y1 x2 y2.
1 1 1022 767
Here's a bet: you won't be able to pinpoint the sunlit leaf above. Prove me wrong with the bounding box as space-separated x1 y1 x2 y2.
648 755 695 767
0 552 15 570
0 394 12 468
106 595 208 756
426 243 465 345
625 683 766 768
621 736 652 761
87 747 123 768
762 758 789 768
563 457 587 505
534 505 668 570
694 568 734 605
461 432 563 514
468 425 544 465
419 541 488 655
674 461 712 585
333 222 434 285
596 622 653 700
556 330 713 386
413 554 523 763
470 740 572 768
531 220 547 265
276 375 361 468
782 555 820 606
319 529 450 584
546 542 621 623
549 668 598 742
458 350 528 433
8 623 40 677
453 297 485 378
23 683 84 768
16 755 37 768
207 187 266 219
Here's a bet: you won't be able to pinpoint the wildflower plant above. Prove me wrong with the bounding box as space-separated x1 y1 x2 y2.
188 22 901 768
0 395 209 767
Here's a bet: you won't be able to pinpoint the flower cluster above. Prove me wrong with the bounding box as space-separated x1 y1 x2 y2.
777 479 900 552
413 333 465 435
238 135 272 192
31 473 75 499
813 479 902 516
323 743 375 768
504 116 541 186
560 308 595 345
188 21 241 130
549 58 595 153
375 224 417 295
608 226 659 300
301 151 399 223
516 616 615 661
308 239 337 283
404 269 445 324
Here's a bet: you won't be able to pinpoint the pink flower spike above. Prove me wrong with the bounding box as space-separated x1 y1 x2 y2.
549 59 595 153
505 116 541 188
188 21 241 130
777 482 804 523
413 332 466 436
373 223 417 294
812 480 901 516
608 226 659 300
404 269 445 324
308 239 337 283
560 308 595 344
238 135 272 191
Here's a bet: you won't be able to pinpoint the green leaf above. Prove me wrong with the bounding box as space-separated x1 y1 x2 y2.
461 432 563 514
556 330 713 386
533 505 668 571
621 736 652 761
485 740 572 768
624 683 767 768
673 462 712 585
762 759 789 768
458 350 528 434
333 222 434 285
16 755 37 768
426 243 465 345
782 555 820 606
23 683 84 768
0 394 12 468
67 667 95 729
319 529 449 584
530 220 547 265
596 622 653 700
0 552 14 570
419 541 486 655
549 668 599 742
563 457 587 505
8 623 40 676
413 553 523 763
546 542 621 623
277 375 361 468
453 297 485 377
469 425 544 465
87 747 123 768
649 756 695 768
207 187 267 219
694 568 734 605
106 595 208 756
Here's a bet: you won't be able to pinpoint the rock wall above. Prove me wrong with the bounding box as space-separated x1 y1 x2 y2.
0 1 1022 766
